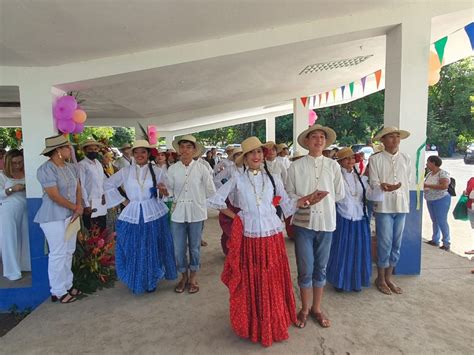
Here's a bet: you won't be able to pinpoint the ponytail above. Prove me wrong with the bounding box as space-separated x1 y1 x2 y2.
354 168 368 218
263 160 283 218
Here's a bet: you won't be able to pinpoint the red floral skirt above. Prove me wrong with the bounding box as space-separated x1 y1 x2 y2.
221 216 297 347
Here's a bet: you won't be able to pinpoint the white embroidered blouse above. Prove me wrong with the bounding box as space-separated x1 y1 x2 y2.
207 171 297 238
104 164 168 224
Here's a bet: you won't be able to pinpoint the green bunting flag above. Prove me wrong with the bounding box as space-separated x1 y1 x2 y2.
349 82 354 97
434 36 448 64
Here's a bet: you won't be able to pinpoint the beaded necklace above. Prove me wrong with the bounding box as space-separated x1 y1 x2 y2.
57 164 76 201
135 165 149 191
342 169 359 197
246 170 265 206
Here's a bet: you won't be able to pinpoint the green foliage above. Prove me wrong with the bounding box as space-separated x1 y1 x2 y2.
275 115 294 145
110 127 135 148
75 127 115 143
192 120 265 146
0 128 21 149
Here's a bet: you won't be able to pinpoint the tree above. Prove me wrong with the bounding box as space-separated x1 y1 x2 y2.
0 127 22 149
110 127 135 148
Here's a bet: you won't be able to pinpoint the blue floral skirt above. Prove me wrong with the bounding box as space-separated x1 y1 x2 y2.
116 212 177 294
327 213 372 292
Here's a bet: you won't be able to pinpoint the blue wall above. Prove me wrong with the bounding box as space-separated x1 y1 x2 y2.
0 198 50 311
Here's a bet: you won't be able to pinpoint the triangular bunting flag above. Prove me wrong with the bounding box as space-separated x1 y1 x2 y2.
349 82 354 97
341 85 345 99
325 91 330 102
464 22 474 50
374 70 382 89
361 76 367 93
300 97 308 107
318 93 323 105
332 89 337 101
434 36 448 64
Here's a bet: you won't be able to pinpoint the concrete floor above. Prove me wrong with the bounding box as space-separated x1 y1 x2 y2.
1 209 473 355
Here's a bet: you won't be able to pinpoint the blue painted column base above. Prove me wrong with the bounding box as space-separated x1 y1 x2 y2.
0 198 50 311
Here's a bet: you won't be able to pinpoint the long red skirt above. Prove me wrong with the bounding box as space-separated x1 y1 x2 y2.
221 216 297 347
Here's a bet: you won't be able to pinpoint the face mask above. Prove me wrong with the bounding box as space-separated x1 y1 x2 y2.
86 152 99 160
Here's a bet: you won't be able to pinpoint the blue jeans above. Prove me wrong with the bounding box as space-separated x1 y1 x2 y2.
375 213 407 268
293 226 333 288
171 221 203 273
426 195 451 247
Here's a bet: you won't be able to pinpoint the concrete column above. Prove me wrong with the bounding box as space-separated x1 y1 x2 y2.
383 13 431 275
19 81 56 198
293 98 309 153
265 116 276 142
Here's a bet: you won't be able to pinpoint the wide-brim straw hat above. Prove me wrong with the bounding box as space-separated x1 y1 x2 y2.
336 147 356 161
235 137 264 166
276 143 289 154
225 145 235 154
120 143 132 150
40 134 73 156
80 139 104 150
373 126 410 141
172 134 204 158
263 141 277 150
229 147 243 161
131 140 154 151
290 150 304 161
297 124 337 150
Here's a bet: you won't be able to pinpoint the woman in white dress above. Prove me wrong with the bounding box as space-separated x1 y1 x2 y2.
0 149 31 281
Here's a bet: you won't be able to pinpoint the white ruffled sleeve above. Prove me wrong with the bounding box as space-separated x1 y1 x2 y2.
274 175 297 217
104 168 127 208
207 177 236 210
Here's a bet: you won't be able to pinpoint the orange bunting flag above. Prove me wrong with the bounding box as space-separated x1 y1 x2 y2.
300 97 308 107
375 70 382 89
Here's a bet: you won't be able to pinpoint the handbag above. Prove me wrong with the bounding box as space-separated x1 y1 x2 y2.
452 194 468 221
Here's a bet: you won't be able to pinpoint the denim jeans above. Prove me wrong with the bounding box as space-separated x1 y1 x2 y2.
293 226 333 288
426 194 451 247
375 213 407 268
171 221 204 273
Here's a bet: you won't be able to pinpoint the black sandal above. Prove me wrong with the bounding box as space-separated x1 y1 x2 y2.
68 288 83 297
51 293 77 304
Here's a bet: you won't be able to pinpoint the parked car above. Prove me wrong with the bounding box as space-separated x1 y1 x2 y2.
464 143 474 164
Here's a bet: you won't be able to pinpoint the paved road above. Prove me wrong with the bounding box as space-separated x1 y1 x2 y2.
422 155 474 257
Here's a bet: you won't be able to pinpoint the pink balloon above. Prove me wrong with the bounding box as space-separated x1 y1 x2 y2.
53 96 77 121
72 122 85 133
308 110 317 126
57 119 76 134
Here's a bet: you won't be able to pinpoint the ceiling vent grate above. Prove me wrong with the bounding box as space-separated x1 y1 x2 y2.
299 55 373 75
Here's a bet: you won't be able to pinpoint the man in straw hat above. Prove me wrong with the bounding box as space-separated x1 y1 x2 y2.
286 124 345 328
166 134 216 294
276 143 291 169
78 139 107 230
369 126 411 295
114 142 133 170
264 141 288 185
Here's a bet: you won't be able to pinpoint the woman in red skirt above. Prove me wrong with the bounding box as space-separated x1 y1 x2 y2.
208 137 319 347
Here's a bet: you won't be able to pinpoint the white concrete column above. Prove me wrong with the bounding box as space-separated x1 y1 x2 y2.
265 116 276 142
384 14 431 189
19 80 56 198
293 98 309 153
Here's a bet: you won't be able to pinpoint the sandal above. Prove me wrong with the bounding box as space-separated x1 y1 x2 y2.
188 282 200 294
375 281 392 295
295 309 309 329
201 240 208 247
310 309 331 328
51 293 77 304
68 288 83 297
174 278 188 293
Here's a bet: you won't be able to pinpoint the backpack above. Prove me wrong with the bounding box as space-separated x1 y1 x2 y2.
447 177 456 197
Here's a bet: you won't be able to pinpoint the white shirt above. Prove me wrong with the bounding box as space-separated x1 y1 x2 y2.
277 156 291 170
214 158 233 174
208 171 296 238
166 160 216 223
266 159 288 185
198 158 214 175
78 158 105 209
104 164 168 224
213 160 236 189
286 155 345 232
369 150 411 213
113 155 133 170
337 168 368 221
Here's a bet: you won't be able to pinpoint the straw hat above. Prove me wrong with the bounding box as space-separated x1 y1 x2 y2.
120 143 132 150
131 140 154 151
40 134 73 156
172 134 204 158
80 139 104 150
297 124 336 149
263 141 277 150
276 143 289 154
373 143 385 153
229 147 243 161
290 150 304 161
336 147 356 161
373 126 410 141
225 145 235 154
235 137 264 165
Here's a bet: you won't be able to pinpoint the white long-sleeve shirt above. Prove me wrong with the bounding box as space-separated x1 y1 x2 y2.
104 164 168 224
286 155 345 232
369 150 411 213
166 160 216 223
265 159 288 185
208 171 296 238
78 158 105 209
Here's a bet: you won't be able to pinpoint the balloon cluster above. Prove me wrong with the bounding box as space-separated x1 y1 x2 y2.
308 110 318 126
428 51 442 86
53 96 87 134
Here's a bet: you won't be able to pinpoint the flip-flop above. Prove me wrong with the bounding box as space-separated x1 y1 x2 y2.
68 288 83 297
375 281 392 295
188 282 199 294
310 309 331 328
174 279 187 293
295 309 308 329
